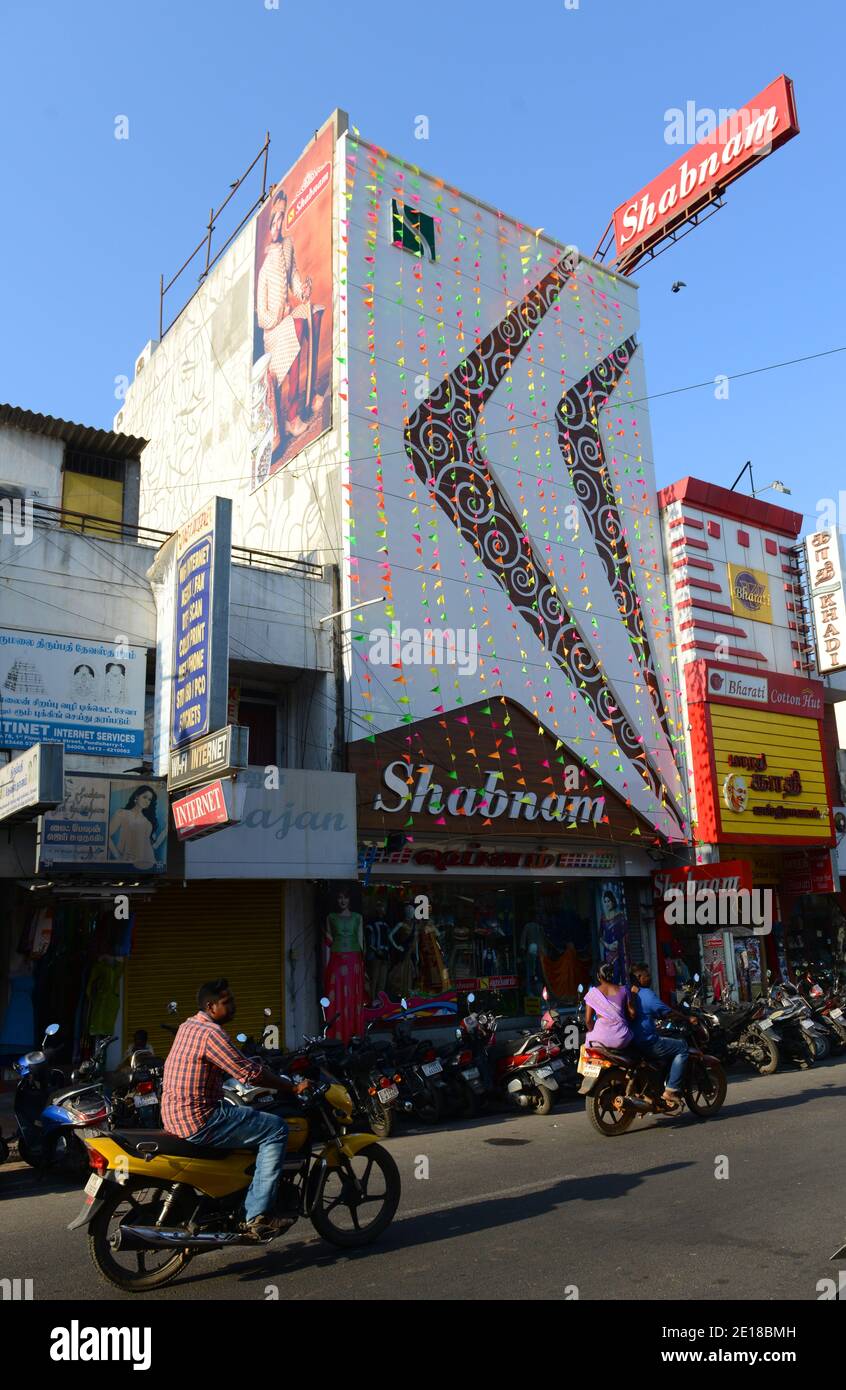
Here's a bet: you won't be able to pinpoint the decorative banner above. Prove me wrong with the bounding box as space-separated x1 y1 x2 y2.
251 123 334 490
0 629 145 757
170 498 232 751
0 743 64 825
37 774 168 874
168 724 249 793
805 529 846 673
612 74 799 271
727 563 772 624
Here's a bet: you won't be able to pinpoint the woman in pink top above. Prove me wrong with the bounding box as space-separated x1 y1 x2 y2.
584 962 636 1050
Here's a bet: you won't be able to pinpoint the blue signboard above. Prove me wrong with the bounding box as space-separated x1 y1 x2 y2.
170 499 231 750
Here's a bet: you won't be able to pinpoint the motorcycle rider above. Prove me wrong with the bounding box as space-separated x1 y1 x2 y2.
629 963 697 1107
161 978 308 1241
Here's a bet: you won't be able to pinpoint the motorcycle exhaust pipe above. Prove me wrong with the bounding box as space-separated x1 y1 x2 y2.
622 1097 652 1113
112 1224 251 1252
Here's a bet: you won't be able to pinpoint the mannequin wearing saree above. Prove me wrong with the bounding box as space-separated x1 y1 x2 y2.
323 893 365 1043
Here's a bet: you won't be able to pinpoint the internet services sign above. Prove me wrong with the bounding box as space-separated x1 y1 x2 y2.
171 499 231 750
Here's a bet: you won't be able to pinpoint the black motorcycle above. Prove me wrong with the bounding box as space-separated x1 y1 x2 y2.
680 977 779 1075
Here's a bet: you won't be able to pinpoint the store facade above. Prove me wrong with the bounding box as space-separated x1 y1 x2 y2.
658 476 844 1002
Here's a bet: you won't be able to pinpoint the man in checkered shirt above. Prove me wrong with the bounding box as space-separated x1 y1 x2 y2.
162 978 308 1241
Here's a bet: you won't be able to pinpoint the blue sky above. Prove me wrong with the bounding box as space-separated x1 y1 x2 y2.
1 0 842 533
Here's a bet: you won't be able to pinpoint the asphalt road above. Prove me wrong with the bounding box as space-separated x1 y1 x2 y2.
2 1058 844 1302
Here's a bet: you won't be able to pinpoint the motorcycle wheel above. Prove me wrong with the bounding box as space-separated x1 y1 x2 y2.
414 1082 444 1125
366 1101 393 1140
684 1059 727 1118
586 1074 635 1137
456 1080 481 1119
16 1136 38 1168
310 1144 400 1249
527 1083 555 1116
88 1183 193 1293
810 1033 830 1062
741 1030 779 1076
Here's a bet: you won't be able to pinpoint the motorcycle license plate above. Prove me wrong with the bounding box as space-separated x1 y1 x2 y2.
800 1020 816 1031
550 1059 565 1070
377 1086 398 1104
134 1094 158 1108
581 1063 601 1078
831 1009 844 1020
84 1174 103 1198
462 1067 480 1080
758 1020 773 1031
535 1065 554 1078
422 1060 443 1077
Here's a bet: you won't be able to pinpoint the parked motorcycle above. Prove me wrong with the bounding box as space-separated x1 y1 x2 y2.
680 974 779 1075
69 1071 401 1293
13 1024 110 1174
438 995 494 1118
766 982 830 1064
489 1016 567 1115
578 1015 727 1136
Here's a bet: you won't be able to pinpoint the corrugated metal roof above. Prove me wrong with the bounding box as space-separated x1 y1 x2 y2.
0 403 147 460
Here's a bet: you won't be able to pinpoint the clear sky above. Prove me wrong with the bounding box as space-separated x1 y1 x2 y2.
1 0 842 534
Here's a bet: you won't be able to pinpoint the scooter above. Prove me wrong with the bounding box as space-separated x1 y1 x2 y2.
13 1024 110 1175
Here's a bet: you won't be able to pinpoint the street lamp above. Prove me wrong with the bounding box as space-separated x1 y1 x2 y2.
729 460 791 496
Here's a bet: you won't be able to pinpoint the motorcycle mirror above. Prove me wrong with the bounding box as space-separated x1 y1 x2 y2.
577 983 584 995
319 996 331 1010
167 1001 178 1014
264 1008 272 1017
400 997 409 1010
455 1028 462 1039
45 1023 60 1036
466 992 475 1004
541 987 548 1001
236 1033 248 1044
693 973 700 983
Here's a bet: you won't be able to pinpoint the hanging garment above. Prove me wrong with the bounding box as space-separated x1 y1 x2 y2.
86 959 122 1036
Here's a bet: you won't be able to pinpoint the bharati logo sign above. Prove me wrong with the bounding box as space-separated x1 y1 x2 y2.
728 564 772 623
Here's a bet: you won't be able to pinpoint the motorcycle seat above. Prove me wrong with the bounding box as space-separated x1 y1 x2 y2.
586 1043 637 1064
108 1128 248 1160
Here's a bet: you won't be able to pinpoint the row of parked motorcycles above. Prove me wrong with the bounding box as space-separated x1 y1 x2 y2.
4 963 845 1173
0 1014 173 1174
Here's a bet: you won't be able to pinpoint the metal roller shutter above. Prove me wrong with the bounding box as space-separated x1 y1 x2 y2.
124 881 284 1054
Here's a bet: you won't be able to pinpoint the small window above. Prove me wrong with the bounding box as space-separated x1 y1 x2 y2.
391 199 437 261
62 450 125 534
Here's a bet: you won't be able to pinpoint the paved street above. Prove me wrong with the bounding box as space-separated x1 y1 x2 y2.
2 1058 844 1302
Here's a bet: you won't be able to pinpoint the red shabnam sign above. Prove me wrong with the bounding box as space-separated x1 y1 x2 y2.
613 75 799 271
172 779 228 838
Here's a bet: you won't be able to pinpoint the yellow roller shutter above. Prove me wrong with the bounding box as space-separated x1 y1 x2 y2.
124 881 284 1054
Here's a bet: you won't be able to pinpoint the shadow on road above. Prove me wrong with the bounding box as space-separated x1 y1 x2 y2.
170 1160 695 1293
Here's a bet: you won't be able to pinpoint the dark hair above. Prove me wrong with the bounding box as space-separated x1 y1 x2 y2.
598 962 616 984
133 1029 148 1045
105 662 125 676
602 889 617 909
271 184 288 207
197 978 229 1010
124 784 159 839
631 962 650 981
74 663 95 678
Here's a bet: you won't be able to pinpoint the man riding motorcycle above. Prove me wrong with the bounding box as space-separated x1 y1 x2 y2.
629 963 698 1107
161 978 308 1241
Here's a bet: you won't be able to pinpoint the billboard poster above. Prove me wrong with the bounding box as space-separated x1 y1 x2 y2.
170 498 232 752
727 563 772 624
38 773 168 874
250 123 334 490
0 743 64 824
0 629 146 757
596 880 630 985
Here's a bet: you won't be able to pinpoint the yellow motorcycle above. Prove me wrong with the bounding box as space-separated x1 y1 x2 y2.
68 1079 400 1292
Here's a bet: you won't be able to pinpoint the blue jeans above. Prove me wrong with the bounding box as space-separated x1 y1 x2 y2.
640 1036 688 1092
186 1103 288 1222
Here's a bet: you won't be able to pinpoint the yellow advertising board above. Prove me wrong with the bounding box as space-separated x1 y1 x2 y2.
711 705 831 841
727 563 772 624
